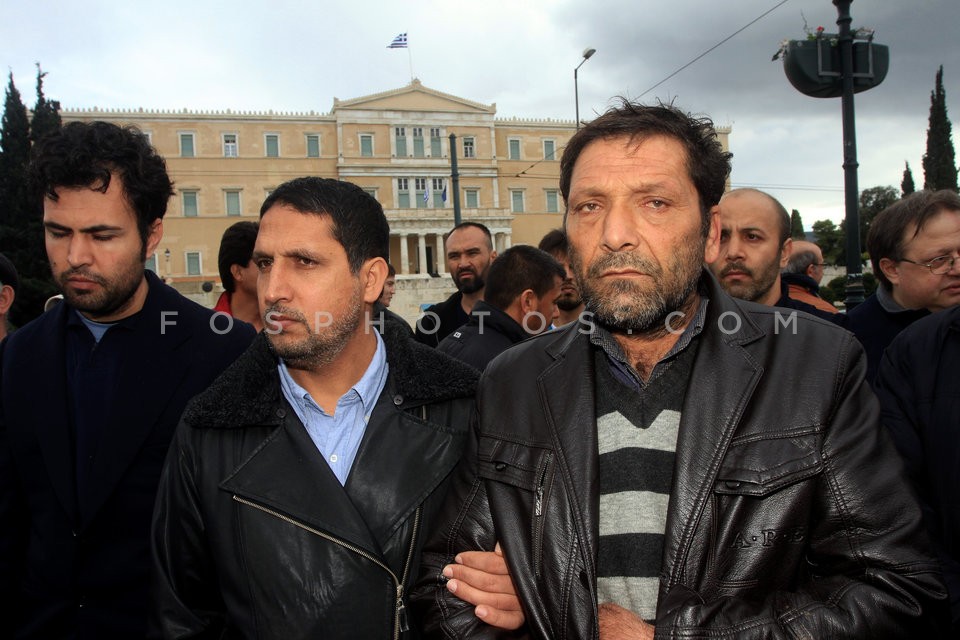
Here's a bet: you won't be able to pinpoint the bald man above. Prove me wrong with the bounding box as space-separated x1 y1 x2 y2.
710 188 844 323
782 240 839 313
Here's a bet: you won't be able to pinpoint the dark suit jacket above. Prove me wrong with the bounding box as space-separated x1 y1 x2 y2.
0 271 254 639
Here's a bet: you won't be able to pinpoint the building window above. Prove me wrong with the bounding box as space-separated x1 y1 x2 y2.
185 251 202 276
265 134 280 158
360 134 373 157
397 178 410 208
395 127 407 156
430 127 442 157
179 132 195 158
462 137 475 158
143 131 153 145
222 133 238 158
182 190 199 217
412 127 425 158
225 190 242 216
415 178 427 208
545 189 560 213
145 253 158 273
510 189 525 213
508 138 521 160
432 178 445 208
363 187 378 202
543 139 556 161
306 134 320 158
464 188 479 208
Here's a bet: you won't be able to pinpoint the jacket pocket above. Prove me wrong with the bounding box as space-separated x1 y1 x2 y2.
476 436 555 577
714 430 822 497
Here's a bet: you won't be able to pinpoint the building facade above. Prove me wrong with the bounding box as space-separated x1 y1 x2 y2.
63 81 730 323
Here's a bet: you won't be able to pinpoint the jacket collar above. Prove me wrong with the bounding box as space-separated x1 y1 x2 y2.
535 271 767 587
184 312 479 429
468 300 528 344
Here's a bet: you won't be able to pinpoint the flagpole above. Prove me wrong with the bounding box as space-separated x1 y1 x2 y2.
408 46 414 81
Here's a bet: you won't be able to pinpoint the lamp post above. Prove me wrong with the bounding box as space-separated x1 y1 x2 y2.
164 248 171 279
574 47 596 129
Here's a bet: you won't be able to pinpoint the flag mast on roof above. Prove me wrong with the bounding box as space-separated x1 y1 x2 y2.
387 33 414 82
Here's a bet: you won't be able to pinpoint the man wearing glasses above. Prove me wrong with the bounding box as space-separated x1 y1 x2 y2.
848 189 960 386
781 240 839 313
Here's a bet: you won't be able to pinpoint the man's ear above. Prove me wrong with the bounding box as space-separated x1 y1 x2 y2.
779 238 793 268
361 257 389 304
879 257 902 287
518 288 537 314
703 206 721 264
0 284 14 315
145 219 163 259
230 263 246 284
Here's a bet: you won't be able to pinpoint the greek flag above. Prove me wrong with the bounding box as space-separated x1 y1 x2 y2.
387 33 408 49
423 180 431 204
442 184 448 202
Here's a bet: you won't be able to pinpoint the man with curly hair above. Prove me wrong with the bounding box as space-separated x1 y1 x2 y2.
0 121 253 638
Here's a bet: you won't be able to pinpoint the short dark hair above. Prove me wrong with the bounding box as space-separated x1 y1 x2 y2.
867 190 960 290
0 252 19 294
218 221 259 292
260 177 389 274
386 263 396 278
29 121 174 245
538 228 569 258
484 245 565 311
446 221 494 251
560 100 731 234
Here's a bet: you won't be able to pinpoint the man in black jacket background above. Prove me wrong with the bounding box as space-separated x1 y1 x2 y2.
438 245 563 372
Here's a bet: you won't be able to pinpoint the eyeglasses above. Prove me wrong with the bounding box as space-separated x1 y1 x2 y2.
899 254 960 275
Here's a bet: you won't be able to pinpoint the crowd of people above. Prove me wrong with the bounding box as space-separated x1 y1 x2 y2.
0 101 957 638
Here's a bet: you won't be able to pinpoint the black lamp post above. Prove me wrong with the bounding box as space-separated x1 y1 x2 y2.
574 48 596 129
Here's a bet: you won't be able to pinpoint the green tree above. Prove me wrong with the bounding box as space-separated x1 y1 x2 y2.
823 272 877 305
0 69 59 327
901 161 915 196
857 186 899 250
0 73 33 324
790 209 805 239
811 219 843 265
30 64 61 146
922 66 958 191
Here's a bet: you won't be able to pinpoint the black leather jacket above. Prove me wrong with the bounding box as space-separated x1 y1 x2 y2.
151 321 479 639
412 274 948 639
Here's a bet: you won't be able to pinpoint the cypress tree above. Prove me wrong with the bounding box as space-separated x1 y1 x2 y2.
901 161 915 196
0 73 33 325
30 64 62 146
790 209 805 239
922 66 958 191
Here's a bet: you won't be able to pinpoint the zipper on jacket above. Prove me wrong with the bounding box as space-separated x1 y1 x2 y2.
233 495 419 639
533 452 552 578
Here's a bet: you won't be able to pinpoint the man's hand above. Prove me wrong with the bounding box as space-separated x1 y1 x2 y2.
443 542 525 630
598 602 654 640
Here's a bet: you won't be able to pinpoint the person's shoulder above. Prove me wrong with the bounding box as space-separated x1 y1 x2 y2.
2 304 65 356
385 317 480 401
887 305 960 355
149 280 256 345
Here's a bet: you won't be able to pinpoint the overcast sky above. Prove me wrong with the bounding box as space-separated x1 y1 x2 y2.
3 0 958 227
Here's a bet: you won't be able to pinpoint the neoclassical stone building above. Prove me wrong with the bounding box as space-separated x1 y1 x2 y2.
62 81 730 323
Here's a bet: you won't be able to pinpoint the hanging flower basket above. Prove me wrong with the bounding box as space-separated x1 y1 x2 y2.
781 35 888 98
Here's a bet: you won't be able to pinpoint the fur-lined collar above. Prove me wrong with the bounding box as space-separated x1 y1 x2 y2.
184 316 479 429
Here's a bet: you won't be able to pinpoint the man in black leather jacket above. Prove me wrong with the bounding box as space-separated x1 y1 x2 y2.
150 178 484 639
412 102 948 638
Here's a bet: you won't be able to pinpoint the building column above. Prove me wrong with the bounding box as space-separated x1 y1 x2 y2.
417 234 428 275
435 233 446 276
399 234 410 275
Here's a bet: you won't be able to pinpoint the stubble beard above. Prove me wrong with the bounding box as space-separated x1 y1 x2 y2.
265 285 364 371
55 258 145 319
718 259 780 303
570 236 705 335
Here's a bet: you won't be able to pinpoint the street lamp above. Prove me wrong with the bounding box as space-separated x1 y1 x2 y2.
164 248 171 278
574 47 597 129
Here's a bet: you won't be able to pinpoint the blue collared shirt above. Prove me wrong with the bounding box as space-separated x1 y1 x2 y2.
277 332 389 485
